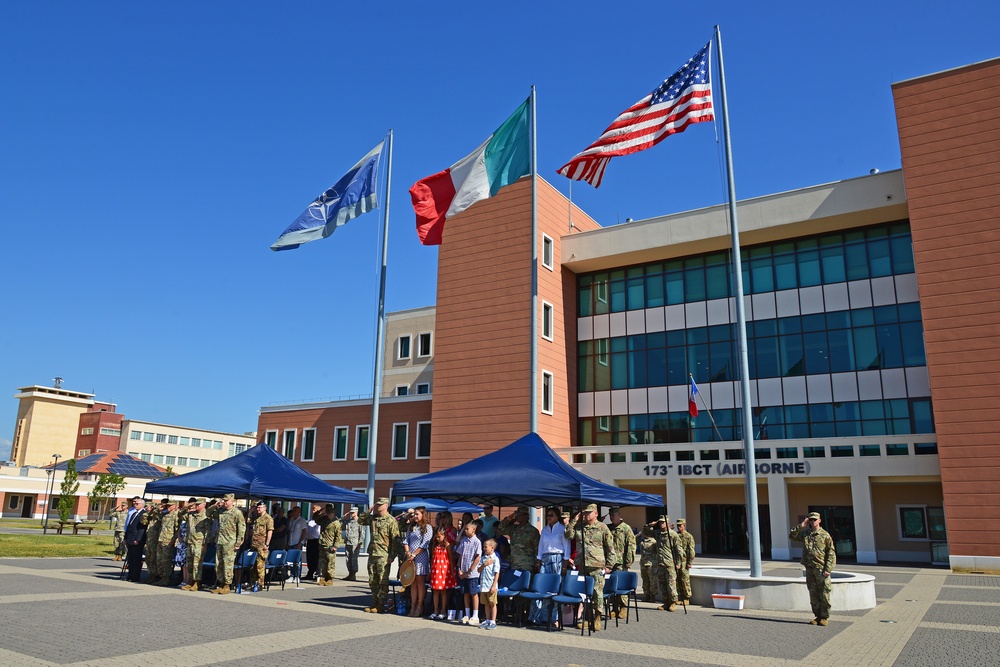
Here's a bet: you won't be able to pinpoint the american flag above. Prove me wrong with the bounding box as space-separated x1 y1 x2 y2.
558 41 714 188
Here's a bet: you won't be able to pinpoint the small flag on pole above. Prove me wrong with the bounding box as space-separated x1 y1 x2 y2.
558 41 714 188
271 141 385 251
689 377 700 418
410 99 530 245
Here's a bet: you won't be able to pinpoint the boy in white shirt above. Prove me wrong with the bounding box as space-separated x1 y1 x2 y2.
477 538 501 629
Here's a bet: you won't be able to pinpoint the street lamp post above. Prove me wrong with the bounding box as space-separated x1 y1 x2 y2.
42 454 60 535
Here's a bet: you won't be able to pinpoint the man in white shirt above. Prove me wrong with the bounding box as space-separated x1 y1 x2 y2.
304 507 323 580
529 507 573 625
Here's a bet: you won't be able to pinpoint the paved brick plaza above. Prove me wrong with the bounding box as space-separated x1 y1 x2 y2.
0 556 997 666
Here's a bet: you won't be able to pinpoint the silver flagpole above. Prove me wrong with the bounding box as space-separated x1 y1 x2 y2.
365 131 392 510
714 25 762 577
530 87 539 436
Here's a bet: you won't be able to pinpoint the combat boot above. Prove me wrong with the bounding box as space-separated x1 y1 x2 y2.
219 586 231 595
189 581 199 591
316 577 326 586
667 603 677 612
809 618 819 625
180 582 194 590
818 619 828 626
617 608 628 619
591 617 601 632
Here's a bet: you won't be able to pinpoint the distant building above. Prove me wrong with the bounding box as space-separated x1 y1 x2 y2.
10 384 118 468
120 419 257 473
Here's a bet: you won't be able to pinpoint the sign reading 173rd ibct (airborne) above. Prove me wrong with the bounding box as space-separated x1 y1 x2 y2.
642 461 811 477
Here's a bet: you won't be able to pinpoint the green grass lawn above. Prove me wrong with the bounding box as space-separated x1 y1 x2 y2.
0 533 115 558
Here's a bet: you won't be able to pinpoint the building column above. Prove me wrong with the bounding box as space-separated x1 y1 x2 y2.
851 475 877 564
768 476 791 561
666 478 685 523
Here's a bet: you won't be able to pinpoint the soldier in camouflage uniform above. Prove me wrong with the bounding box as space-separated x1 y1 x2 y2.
247 501 274 589
639 532 659 602
496 505 540 573
642 515 683 611
317 504 343 586
565 503 616 631
143 500 164 583
790 511 836 626
155 499 180 585
111 502 128 561
342 507 363 581
674 518 696 602
608 507 636 618
211 494 246 594
359 497 400 613
181 499 209 591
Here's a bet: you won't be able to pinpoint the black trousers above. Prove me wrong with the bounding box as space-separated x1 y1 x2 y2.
306 538 319 576
126 542 145 582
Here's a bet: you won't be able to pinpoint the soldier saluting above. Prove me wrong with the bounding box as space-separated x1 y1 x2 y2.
790 512 836 626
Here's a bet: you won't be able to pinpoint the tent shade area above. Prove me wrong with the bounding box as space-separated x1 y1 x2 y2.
391 498 483 514
392 433 663 508
144 443 367 505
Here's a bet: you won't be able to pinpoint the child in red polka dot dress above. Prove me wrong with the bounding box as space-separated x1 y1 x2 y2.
429 527 457 619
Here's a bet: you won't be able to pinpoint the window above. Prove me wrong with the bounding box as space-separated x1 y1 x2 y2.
283 430 296 460
213 440 222 450
81 427 94 435
77 449 91 457
128 451 140 457
416 422 431 459
542 233 554 270
676 450 694 461
416 383 430 394
141 453 152 462
355 426 370 460
179 437 190 446
652 451 670 462
898 505 940 540
914 442 938 455
155 433 166 443
130 430 141 440
153 454 164 464
886 443 909 456
229 443 236 457
397 335 411 360
143 432 154 441
392 423 408 459
700 450 720 461
177 457 188 466
265 431 277 450
200 459 211 468
333 427 349 460
777 447 798 459
418 332 432 357
301 429 316 461
632 452 649 462
542 301 554 341
803 447 826 458
192 438 201 448
395 385 409 396
165 456 176 465
859 444 881 456
725 449 744 460
235 443 247 455
830 445 854 457
168 435 179 444
8 495 19 510
541 371 554 414
101 428 121 437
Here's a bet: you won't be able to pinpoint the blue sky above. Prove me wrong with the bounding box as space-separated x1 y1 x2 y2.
2 3 998 460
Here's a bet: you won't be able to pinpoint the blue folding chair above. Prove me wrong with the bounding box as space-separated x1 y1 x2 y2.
497 569 531 626
609 570 639 626
263 550 287 591
519 572 562 631
551 574 595 635
285 549 303 587
601 571 618 625
233 550 258 593
200 544 218 589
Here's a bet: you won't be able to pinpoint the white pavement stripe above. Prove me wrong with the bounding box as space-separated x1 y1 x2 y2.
0 647 58 667
802 568 948 667
920 621 1000 634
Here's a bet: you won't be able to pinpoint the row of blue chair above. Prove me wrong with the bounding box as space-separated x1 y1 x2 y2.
497 568 640 634
201 547 303 592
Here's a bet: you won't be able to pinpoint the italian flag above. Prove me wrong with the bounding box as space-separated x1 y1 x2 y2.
410 99 530 245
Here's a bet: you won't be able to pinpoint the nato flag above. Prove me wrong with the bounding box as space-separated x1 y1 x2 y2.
271 141 384 251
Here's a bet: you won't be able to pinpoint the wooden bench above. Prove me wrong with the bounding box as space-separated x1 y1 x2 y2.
56 521 97 535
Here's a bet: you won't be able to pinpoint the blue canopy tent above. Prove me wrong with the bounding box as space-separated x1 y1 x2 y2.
391 498 484 514
144 443 367 505
392 433 663 508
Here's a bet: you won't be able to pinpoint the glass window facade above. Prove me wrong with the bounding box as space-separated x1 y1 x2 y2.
576 221 933 447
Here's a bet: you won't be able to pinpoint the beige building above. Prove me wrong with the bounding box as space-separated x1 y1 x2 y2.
120 419 257 473
383 306 435 397
10 385 113 468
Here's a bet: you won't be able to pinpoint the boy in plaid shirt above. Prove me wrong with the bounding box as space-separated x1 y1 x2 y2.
455 520 482 625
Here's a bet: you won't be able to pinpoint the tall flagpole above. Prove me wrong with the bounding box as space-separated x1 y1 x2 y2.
714 26 762 577
365 130 392 510
529 86 539 436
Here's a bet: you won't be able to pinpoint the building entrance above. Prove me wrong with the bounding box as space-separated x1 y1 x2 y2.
21 496 34 518
700 504 771 557
808 505 857 560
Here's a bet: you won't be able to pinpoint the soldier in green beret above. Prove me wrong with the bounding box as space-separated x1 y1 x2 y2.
565 503 616 632
675 518 696 603
358 497 400 613
790 512 836 626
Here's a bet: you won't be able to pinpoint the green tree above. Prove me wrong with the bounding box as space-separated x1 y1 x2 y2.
162 466 175 478
89 472 126 522
57 459 80 523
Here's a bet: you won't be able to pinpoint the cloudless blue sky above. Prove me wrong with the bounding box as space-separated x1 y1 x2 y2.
2 3 998 459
